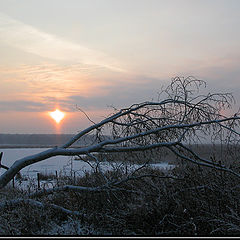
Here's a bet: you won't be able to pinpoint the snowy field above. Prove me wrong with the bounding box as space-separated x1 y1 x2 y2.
0 148 174 190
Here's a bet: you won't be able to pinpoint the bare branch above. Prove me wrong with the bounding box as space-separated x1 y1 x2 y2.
0 198 83 217
1 76 240 190
167 145 240 178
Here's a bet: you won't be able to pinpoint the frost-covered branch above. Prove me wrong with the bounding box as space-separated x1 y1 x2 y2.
0 76 240 190
0 198 83 217
29 171 181 198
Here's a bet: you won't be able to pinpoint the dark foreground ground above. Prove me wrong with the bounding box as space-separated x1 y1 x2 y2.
0 145 240 236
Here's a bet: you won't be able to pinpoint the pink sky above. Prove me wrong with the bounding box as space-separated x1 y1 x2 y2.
0 0 240 134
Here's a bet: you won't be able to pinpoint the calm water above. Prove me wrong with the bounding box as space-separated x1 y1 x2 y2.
0 148 174 179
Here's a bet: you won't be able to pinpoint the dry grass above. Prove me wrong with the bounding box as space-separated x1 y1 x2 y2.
1 144 240 236
76 147 176 164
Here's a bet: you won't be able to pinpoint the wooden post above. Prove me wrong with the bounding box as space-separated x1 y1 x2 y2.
0 152 3 168
37 173 40 189
12 176 15 188
0 152 10 170
55 170 59 187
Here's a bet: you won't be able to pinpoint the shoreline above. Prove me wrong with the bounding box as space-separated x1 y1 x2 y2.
0 145 84 149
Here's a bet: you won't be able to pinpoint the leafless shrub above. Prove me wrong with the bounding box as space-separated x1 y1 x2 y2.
1 76 239 189
0 76 240 235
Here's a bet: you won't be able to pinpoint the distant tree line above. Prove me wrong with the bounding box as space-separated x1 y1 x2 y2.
0 134 96 147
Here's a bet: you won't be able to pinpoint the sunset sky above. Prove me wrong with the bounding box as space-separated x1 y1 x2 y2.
0 0 240 134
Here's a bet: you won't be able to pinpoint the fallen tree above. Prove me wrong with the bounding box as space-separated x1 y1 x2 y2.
0 76 240 202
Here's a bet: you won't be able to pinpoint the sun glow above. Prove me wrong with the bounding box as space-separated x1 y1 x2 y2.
49 109 65 124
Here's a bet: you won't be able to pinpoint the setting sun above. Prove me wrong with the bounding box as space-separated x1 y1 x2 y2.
49 109 65 124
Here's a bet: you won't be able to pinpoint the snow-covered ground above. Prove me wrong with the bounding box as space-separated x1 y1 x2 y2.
0 148 174 190
0 148 175 235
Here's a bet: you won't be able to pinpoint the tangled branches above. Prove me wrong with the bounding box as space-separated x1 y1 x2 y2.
0 76 239 190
